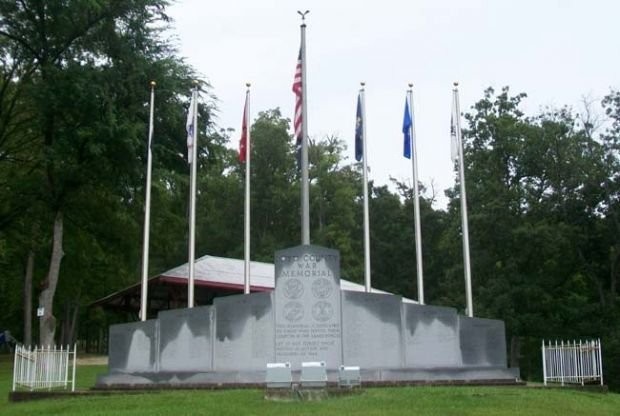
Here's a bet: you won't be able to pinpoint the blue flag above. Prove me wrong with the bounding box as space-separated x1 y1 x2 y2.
355 94 363 161
403 98 412 159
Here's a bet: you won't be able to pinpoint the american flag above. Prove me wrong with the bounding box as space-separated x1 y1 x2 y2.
292 47 303 161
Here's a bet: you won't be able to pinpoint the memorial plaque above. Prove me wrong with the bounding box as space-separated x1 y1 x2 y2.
213 292 274 371
341 291 403 369
158 306 213 372
274 245 342 368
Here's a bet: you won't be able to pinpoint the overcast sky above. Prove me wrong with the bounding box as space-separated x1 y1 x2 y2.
168 0 619 209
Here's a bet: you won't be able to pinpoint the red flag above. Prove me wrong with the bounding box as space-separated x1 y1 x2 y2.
238 94 248 163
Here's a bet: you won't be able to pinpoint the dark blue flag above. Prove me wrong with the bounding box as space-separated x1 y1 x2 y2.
355 94 363 161
403 98 412 159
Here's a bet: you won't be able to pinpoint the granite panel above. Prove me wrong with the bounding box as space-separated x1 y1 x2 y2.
158 306 213 372
403 303 461 368
213 292 274 371
274 245 342 369
341 291 403 369
458 316 507 366
108 320 158 373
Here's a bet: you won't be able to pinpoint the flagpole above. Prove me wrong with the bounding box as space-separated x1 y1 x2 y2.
407 84 424 304
453 82 473 317
243 83 251 294
299 10 310 245
359 83 372 292
188 82 198 308
140 80 156 321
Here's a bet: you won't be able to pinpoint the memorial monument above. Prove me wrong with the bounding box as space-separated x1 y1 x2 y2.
96 245 519 387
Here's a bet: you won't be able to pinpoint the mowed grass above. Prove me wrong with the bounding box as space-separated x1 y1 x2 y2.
1 354 619 416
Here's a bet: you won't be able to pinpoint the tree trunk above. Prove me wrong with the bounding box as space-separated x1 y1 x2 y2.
510 335 521 368
23 249 34 346
611 245 618 300
68 302 79 345
60 301 80 346
38 210 64 346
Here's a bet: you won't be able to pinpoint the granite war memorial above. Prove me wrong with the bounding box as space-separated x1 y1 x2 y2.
96 245 519 387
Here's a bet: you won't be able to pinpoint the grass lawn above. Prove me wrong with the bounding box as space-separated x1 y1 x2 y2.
1 354 619 416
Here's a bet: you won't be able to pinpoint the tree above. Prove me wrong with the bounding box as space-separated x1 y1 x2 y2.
245 109 298 259
309 136 363 280
0 0 202 344
445 86 620 384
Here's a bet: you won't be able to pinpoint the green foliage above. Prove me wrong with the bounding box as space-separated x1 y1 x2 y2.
0 0 205 340
246 109 298 260
445 87 620 387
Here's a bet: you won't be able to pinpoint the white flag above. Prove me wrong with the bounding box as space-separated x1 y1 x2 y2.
450 105 459 163
186 92 196 163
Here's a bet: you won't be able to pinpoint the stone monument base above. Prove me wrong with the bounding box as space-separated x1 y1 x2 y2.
95 293 520 388
96 245 519 388
96 366 520 389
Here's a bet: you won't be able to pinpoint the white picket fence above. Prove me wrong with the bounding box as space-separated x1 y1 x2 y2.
542 339 603 386
12 344 77 392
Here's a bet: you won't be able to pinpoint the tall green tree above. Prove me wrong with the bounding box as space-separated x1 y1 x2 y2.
446 86 620 384
310 136 363 280
246 109 298 260
0 0 202 344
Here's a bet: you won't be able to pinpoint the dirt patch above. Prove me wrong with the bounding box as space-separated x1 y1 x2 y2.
77 355 108 366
